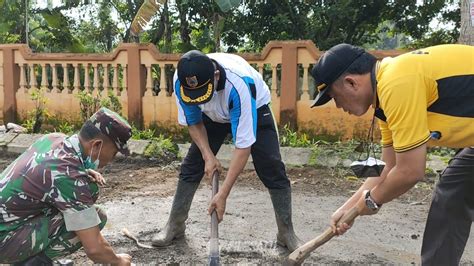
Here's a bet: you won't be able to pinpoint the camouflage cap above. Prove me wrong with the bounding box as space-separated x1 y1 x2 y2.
89 107 132 156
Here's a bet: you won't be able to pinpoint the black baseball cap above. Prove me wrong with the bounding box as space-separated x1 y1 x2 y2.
177 50 215 105
311 43 366 107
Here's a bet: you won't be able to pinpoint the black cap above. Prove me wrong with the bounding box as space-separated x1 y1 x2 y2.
177 50 215 105
311 43 365 107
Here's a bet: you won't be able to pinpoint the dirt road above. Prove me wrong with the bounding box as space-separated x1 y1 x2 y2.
1 154 473 264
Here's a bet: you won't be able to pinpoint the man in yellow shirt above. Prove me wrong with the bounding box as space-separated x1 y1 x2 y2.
311 43 474 265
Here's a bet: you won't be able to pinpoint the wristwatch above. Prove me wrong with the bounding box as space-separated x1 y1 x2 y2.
365 190 382 211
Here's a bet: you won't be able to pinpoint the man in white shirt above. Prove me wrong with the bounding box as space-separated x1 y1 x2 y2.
151 50 301 251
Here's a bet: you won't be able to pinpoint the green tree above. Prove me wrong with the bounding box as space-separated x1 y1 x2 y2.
220 0 459 51
0 0 30 44
0 0 461 53
73 2 122 52
0 0 86 52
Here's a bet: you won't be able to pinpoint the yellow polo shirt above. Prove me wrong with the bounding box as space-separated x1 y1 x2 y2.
376 44 474 152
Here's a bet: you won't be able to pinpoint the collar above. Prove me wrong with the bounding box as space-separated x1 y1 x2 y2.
212 59 227 91
371 61 381 108
65 134 86 165
371 61 387 122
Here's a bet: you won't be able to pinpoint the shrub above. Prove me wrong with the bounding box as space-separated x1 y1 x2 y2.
22 88 49 133
143 134 179 163
279 124 315 147
77 90 122 123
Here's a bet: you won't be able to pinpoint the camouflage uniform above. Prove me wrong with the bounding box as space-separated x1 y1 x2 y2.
0 107 132 263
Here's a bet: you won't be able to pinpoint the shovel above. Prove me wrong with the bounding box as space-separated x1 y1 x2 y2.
208 171 220 266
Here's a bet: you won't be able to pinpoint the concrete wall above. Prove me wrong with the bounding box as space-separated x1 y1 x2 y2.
0 50 3 124
0 41 404 139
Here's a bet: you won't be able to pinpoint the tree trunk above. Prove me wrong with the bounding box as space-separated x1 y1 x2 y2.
151 11 166 44
213 14 223 52
124 0 141 43
459 0 474 45
177 0 191 45
164 1 172 53
22 0 28 44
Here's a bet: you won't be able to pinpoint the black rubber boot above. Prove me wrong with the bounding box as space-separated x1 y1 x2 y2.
152 180 200 247
269 187 302 252
13 252 53 266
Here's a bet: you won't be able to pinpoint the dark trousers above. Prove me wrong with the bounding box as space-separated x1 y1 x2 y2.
179 104 290 189
421 147 474 266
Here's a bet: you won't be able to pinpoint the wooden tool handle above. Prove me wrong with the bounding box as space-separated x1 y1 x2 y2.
287 207 359 265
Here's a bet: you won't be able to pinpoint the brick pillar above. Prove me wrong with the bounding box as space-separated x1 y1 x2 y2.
2 47 19 124
126 45 146 128
279 43 298 129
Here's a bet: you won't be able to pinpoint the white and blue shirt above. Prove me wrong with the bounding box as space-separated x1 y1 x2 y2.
174 53 271 149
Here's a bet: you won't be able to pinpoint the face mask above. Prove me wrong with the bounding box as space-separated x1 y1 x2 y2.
84 140 103 170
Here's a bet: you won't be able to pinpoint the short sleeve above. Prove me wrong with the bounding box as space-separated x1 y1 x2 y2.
228 77 257 148
378 119 393 148
46 162 100 231
379 74 431 152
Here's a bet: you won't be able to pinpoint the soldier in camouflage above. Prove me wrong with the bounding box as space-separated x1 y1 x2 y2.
0 107 133 265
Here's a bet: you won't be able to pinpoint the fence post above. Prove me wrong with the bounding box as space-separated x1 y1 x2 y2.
126 44 146 128
279 42 298 129
1 47 20 124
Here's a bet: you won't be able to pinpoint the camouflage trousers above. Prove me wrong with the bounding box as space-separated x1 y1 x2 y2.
0 206 107 263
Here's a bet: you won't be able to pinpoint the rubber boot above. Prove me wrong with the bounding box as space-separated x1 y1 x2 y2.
152 180 200 247
13 252 53 266
269 187 302 252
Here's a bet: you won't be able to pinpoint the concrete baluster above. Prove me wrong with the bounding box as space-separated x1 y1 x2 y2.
271 65 278 99
92 63 99 96
122 65 127 95
301 64 310 101
62 63 70 92
121 65 128 119
52 64 60 93
19 64 27 93
41 63 48 91
145 64 153 97
159 64 167 96
103 64 110 93
29 64 37 90
72 63 80 94
258 63 264 76
84 64 90 92
112 64 120 96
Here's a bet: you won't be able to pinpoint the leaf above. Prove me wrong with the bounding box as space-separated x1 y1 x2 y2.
68 37 85 53
215 0 240 12
130 0 166 36
176 42 197 53
0 22 10 32
40 10 66 29
345 176 359 181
